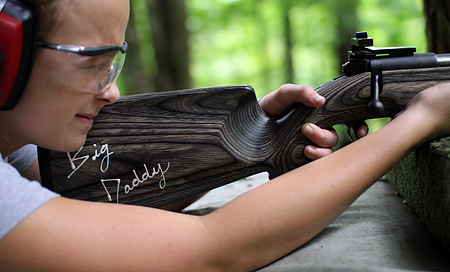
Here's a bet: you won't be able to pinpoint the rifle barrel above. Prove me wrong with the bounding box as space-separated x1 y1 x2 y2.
437 54 450 66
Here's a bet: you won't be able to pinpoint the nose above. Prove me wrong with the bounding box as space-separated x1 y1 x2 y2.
96 82 120 105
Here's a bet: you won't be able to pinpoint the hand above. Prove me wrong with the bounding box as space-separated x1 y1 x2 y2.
259 84 337 160
259 84 368 160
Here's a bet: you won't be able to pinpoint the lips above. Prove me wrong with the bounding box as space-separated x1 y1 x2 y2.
75 113 96 128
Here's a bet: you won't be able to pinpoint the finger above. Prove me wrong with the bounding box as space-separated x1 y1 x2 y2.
260 84 324 116
302 123 339 148
277 84 325 107
304 145 333 160
355 123 369 138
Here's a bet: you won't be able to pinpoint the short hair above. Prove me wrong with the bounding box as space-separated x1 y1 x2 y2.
19 0 63 38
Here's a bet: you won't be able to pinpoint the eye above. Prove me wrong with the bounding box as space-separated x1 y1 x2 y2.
98 61 112 72
74 52 117 76
95 53 116 72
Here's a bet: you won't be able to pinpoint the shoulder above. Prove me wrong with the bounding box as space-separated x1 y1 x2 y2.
5 144 38 174
0 158 59 240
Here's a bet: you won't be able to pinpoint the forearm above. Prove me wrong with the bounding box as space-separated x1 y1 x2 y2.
202 110 432 270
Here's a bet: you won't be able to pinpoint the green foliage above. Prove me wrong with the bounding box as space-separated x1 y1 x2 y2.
121 0 425 146
186 0 425 97
122 0 425 97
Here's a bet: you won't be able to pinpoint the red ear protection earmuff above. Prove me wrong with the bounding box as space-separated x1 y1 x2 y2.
0 0 36 110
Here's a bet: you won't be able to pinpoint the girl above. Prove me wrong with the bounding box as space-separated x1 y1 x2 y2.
1 0 449 271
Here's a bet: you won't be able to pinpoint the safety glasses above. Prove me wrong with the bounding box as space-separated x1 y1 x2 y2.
37 40 128 94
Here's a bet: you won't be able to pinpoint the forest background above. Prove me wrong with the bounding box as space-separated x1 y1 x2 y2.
117 0 449 139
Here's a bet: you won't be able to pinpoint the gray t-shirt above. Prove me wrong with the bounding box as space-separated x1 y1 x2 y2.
0 145 59 240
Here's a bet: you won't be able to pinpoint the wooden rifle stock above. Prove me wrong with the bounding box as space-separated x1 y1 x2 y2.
38 67 450 207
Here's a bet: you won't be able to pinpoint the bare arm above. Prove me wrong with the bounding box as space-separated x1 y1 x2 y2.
202 106 433 269
1 84 448 272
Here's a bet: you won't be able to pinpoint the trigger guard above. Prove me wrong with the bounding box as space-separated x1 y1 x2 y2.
344 121 367 142
345 125 358 143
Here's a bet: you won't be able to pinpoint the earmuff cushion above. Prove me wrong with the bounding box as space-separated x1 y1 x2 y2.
0 0 36 110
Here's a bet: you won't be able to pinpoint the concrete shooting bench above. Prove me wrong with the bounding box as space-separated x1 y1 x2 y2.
184 136 450 271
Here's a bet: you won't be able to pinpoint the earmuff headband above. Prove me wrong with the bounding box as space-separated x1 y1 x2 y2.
0 0 36 110
0 0 7 11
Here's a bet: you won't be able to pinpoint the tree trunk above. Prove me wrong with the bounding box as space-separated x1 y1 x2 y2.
423 0 450 53
334 0 359 70
121 0 155 94
282 3 294 83
148 0 191 91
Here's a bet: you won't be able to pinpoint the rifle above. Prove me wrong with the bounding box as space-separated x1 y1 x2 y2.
38 32 450 207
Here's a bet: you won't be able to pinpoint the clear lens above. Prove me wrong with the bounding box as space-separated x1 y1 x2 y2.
98 52 126 92
50 50 126 94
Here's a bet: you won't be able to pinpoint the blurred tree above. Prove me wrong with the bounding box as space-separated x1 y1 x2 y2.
121 0 191 95
148 0 191 91
333 0 359 69
120 0 155 94
281 1 294 83
423 0 450 53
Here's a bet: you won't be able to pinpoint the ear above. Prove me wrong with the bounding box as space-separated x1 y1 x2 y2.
0 0 36 110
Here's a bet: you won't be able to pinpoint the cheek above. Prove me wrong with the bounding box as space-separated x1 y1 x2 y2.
16 56 92 151
21 96 90 152
21 62 74 125
17 90 81 147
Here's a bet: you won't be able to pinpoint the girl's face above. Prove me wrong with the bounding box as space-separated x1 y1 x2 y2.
0 0 130 154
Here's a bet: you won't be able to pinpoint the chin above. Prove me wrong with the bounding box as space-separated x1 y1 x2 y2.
41 135 87 153
66 137 88 152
